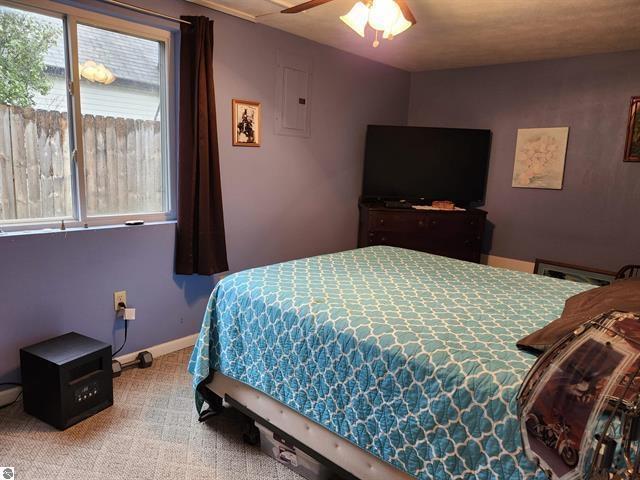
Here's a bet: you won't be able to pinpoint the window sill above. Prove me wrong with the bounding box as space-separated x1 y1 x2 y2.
0 220 177 238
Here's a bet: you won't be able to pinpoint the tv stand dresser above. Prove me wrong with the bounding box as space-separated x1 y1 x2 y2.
358 202 487 263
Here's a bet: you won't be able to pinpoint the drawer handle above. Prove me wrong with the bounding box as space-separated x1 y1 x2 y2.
379 219 385 225
418 220 424 227
381 236 387 242
431 220 437 225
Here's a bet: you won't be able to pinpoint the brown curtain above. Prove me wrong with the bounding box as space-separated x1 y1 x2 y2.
175 16 228 275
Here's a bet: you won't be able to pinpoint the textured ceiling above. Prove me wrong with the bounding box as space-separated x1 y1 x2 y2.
191 0 640 72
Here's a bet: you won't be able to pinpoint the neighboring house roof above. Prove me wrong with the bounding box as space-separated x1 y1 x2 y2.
42 18 160 90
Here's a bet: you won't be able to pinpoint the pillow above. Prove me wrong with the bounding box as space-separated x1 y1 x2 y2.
517 278 640 355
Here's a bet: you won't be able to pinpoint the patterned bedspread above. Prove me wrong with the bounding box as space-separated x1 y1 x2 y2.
189 246 592 479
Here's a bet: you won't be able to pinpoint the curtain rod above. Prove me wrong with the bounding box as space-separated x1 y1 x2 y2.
100 0 192 24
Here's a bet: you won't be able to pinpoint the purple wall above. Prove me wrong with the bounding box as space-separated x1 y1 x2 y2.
408 50 640 271
0 224 214 381
4 0 636 386
0 0 409 382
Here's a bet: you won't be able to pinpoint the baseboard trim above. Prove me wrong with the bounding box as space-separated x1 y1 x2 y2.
0 333 200 409
114 332 199 364
482 254 535 273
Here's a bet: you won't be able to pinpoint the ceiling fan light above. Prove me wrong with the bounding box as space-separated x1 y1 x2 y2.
339 2 369 38
103 69 116 85
382 12 412 39
367 0 400 32
79 60 116 85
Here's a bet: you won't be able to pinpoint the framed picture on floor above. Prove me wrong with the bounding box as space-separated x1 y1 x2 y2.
624 96 640 162
232 99 261 147
534 259 616 286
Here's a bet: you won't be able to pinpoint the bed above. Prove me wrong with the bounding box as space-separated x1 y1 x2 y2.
189 246 592 479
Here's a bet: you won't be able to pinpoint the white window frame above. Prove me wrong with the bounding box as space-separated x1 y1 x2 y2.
0 0 175 233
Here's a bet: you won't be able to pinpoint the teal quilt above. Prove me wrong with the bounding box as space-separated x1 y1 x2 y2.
189 246 592 479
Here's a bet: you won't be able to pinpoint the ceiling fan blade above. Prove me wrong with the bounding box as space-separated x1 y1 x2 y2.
281 0 336 14
395 0 417 24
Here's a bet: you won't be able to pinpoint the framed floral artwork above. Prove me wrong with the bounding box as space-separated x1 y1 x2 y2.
232 99 260 147
512 127 569 189
624 96 640 162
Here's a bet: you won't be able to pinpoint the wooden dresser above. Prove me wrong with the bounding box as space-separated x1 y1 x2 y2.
358 202 487 263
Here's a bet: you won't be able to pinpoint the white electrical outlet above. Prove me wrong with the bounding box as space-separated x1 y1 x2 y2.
114 290 127 311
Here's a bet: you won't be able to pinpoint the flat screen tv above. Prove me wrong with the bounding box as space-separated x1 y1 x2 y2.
362 125 492 206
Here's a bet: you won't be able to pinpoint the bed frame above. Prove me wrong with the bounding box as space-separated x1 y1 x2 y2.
204 373 413 480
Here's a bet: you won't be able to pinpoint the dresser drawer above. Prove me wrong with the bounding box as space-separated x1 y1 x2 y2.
358 203 487 263
426 215 484 238
368 212 430 232
366 231 482 255
369 211 483 235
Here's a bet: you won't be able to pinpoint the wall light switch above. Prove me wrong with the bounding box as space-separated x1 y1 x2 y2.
114 291 127 311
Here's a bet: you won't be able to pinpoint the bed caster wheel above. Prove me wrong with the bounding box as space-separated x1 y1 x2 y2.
242 423 260 446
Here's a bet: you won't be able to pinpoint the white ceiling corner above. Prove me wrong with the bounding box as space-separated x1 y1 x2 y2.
186 0 258 22
186 0 296 22
187 0 640 72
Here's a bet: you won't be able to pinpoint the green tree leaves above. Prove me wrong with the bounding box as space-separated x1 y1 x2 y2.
0 11 59 107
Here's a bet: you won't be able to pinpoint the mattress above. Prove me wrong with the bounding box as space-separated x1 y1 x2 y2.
206 372 414 480
189 246 592 479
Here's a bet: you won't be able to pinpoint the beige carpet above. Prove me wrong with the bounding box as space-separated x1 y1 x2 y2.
0 348 301 480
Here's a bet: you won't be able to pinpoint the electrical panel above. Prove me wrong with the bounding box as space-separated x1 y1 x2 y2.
275 51 312 138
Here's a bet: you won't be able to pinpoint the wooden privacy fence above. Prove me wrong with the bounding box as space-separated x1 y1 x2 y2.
0 105 162 222
0 106 71 220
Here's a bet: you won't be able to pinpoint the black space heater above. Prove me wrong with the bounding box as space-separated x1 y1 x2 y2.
20 332 113 430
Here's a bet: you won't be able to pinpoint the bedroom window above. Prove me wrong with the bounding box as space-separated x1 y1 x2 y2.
0 1 172 231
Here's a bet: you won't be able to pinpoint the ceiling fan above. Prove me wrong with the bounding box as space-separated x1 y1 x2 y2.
281 0 416 47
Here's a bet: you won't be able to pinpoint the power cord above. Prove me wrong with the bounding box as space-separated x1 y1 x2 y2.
0 382 23 410
112 302 128 358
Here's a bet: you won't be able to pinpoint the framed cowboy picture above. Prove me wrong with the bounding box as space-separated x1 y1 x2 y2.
624 96 640 162
232 99 261 147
